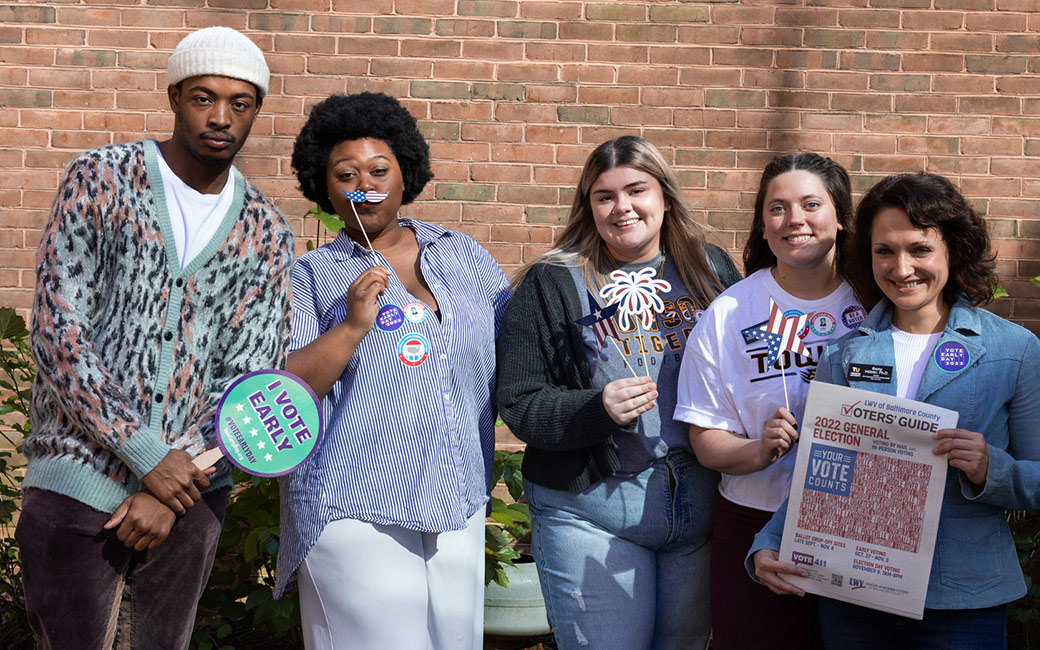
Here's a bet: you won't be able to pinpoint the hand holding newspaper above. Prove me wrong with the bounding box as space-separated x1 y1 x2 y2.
778 381 958 619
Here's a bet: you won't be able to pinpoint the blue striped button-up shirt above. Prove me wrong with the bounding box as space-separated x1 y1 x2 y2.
275 219 509 596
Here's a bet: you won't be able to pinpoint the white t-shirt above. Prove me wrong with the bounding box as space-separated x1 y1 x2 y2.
674 267 864 512
156 151 235 269
891 326 942 400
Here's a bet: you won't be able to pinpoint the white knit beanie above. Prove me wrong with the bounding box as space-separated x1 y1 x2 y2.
167 26 270 98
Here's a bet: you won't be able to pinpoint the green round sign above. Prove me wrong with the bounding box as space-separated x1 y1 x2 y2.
214 369 323 477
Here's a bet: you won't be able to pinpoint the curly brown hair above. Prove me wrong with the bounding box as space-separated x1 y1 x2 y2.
847 172 997 310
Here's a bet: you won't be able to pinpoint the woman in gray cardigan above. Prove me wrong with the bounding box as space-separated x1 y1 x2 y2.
497 136 740 650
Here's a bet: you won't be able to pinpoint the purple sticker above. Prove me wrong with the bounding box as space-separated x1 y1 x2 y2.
376 304 405 333
842 304 867 329
933 341 969 373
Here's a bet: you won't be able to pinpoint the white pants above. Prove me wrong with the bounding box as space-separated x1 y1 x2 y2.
298 510 485 650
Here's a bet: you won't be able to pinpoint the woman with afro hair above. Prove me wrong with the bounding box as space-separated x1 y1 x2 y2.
274 92 510 649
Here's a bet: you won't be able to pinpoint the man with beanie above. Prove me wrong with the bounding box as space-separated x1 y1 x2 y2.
16 26 293 649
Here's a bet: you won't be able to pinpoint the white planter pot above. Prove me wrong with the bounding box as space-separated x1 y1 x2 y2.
484 559 552 637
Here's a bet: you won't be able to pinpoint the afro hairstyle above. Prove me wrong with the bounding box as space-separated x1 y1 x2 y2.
292 92 433 214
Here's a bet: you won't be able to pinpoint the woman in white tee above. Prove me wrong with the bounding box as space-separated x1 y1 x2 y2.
674 153 861 650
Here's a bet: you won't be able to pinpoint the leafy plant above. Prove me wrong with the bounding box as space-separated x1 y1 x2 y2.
304 205 344 252
485 448 531 588
0 307 34 649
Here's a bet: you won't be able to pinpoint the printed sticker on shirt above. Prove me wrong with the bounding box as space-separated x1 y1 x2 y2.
403 301 427 324
841 304 867 329
933 341 969 373
783 308 811 339
809 312 837 337
846 363 893 383
375 304 405 333
397 332 430 367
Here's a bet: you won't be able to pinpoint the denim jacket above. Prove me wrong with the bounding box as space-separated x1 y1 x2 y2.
748 298 1040 609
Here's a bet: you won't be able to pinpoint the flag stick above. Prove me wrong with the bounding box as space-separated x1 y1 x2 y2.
780 355 791 412
610 337 640 379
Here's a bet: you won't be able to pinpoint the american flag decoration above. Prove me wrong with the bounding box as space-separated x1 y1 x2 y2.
599 267 671 331
343 190 390 203
758 297 810 370
575 291 621 348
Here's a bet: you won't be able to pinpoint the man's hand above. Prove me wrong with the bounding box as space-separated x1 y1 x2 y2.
103 492 177 551
142 449 210 514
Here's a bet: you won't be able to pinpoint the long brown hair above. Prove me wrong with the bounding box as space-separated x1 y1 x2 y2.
743 153 853 277
513 136 723 300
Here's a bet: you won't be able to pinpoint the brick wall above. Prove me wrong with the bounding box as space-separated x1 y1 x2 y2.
2 0 1040 333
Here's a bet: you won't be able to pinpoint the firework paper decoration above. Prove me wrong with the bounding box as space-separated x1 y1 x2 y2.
599 267 672 331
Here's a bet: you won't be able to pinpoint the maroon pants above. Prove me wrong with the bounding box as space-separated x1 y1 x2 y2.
710 492 824 650
16 487 228 650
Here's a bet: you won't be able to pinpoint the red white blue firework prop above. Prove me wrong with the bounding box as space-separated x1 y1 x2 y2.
599 267 672 331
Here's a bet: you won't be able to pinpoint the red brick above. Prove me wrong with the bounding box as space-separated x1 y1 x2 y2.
619 66 678 86
401 37 460 58
610 106 672 126
738 111 799 130
870 74 930 92
963 137 1021 156
704 130 768 150
895 96 959 117
713 47 776 67
898 136 960 155
804 113 864 131
521 2 582 20
834 134 896 154
807 71 869 91
644 128 704 148
91 70 157 91
838 9 899 28
926 116 990 135
675 150 737 169
903 54 965 73
641 87 703 108
496 103 558 123
740 27 802 47
498 63 559 82
587 43 649 64
866 31 928 51
525 84 576 104
932 75 995 94
560 65 615 84
965 12 1026 32
577 86 638 105
902 10 965 31
712 6 775 25
525 42 584 62
674 109 736 129
767 90 829 110
993 117 1040 137
861 155 927 172
774 49 838 69
960 96 1021 116
676 26 740 45
679 68 742 88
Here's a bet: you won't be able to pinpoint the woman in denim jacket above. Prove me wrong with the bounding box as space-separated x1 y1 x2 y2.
748 172 1040 649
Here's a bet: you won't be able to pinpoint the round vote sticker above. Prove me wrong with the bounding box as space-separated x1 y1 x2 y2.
213 370 323 476
403 301 427 324
933 341 970 373
376 304 405 333
397 332 430 367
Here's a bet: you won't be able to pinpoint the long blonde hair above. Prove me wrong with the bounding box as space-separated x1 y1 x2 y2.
513 135 723 300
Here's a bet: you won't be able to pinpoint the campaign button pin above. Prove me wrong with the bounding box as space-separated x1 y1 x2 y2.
842 304 867 329
376 304 405 333
933 341 969 373
397 332 430 367
403 301 427 324
810 312 836 337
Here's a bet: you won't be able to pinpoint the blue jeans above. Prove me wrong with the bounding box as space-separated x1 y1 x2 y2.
819 598 1007 650
525 449 715 650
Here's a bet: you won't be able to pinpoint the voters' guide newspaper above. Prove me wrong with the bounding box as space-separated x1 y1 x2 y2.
778 381 958 620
